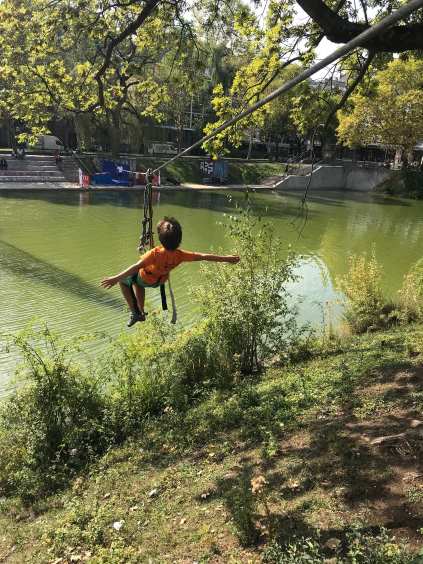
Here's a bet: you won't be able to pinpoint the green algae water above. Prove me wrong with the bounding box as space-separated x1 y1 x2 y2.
1 188 423 394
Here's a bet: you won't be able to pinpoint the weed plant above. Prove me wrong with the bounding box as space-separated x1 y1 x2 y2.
337 251 396 333
398 258 423 322
196 200 299 374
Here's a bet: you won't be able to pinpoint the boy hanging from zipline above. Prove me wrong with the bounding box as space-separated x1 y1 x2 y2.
101 216 240 327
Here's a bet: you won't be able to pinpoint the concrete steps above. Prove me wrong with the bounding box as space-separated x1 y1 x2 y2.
0 170 63 177
0 154 67 183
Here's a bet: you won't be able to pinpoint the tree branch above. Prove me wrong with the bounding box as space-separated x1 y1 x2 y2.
324 50 374 129
297 0 423 52
93 0 161 108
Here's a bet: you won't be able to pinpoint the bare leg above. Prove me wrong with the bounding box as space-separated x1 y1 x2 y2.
119 281 138 312
133 284 146 313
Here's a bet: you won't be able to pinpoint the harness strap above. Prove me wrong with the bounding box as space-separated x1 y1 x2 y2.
160 283 168 311
168 277 177 324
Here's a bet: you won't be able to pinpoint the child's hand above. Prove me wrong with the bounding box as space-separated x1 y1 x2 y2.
101 276 119 289
226 255 240 264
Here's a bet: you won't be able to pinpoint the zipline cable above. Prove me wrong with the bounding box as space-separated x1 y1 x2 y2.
152 0 423 176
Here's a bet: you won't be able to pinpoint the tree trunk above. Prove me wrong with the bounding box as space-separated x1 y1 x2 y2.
109 110 122 158
394 148 402 169
246 132 253 160
73 115 87 151
177 121 183 153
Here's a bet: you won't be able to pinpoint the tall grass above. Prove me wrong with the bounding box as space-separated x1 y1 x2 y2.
398 258 423 322
337 252 423 334
337 251 395 334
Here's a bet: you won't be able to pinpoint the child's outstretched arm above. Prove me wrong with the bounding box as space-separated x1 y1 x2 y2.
194 253 240 264
101 258 145 289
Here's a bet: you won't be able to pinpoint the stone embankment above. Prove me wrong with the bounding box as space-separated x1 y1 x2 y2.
273 163 391 192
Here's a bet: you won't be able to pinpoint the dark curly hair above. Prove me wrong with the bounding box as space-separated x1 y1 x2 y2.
157 217 182 250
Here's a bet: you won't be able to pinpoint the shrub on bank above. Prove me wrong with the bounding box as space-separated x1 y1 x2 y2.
0 319 222 501
377 169 423 199
196 203 299 374
337 251 396 333
398 258 423 323
0 327 107 501
337 252 423 334
103 316 226 440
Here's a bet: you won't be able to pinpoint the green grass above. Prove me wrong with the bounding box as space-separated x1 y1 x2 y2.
1 325 423 562
226 162 287 185
132 156 287 185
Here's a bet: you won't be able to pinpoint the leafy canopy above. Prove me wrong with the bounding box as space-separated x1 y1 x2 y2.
337 58 423 152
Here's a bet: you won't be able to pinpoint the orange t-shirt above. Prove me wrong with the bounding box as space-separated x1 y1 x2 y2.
139 246 202 285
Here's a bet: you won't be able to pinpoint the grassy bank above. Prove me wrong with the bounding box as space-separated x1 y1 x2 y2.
1 325 423 562
85 153 287 185
144 157 286 185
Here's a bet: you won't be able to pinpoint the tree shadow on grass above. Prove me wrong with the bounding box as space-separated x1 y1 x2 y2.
189 355 423 554
270 364 423 547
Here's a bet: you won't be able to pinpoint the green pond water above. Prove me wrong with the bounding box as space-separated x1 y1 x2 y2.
1 188 423 395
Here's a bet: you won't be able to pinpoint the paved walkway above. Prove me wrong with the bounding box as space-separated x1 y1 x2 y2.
0 181 79 190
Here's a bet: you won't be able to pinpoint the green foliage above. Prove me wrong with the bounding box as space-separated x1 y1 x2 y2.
263 536 323 563
203 2 298 157
263 528 418 563
337 58 423 153
376 170 423 199
337 251 396 334
196 197 299 374
0 326 107 501
103 314 224 439
345 527 418 564
398 259 423 323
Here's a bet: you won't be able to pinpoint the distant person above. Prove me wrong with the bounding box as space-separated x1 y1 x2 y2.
54 149 62 165
101 217 240 327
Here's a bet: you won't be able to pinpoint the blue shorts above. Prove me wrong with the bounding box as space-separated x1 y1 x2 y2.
122 273 160 289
